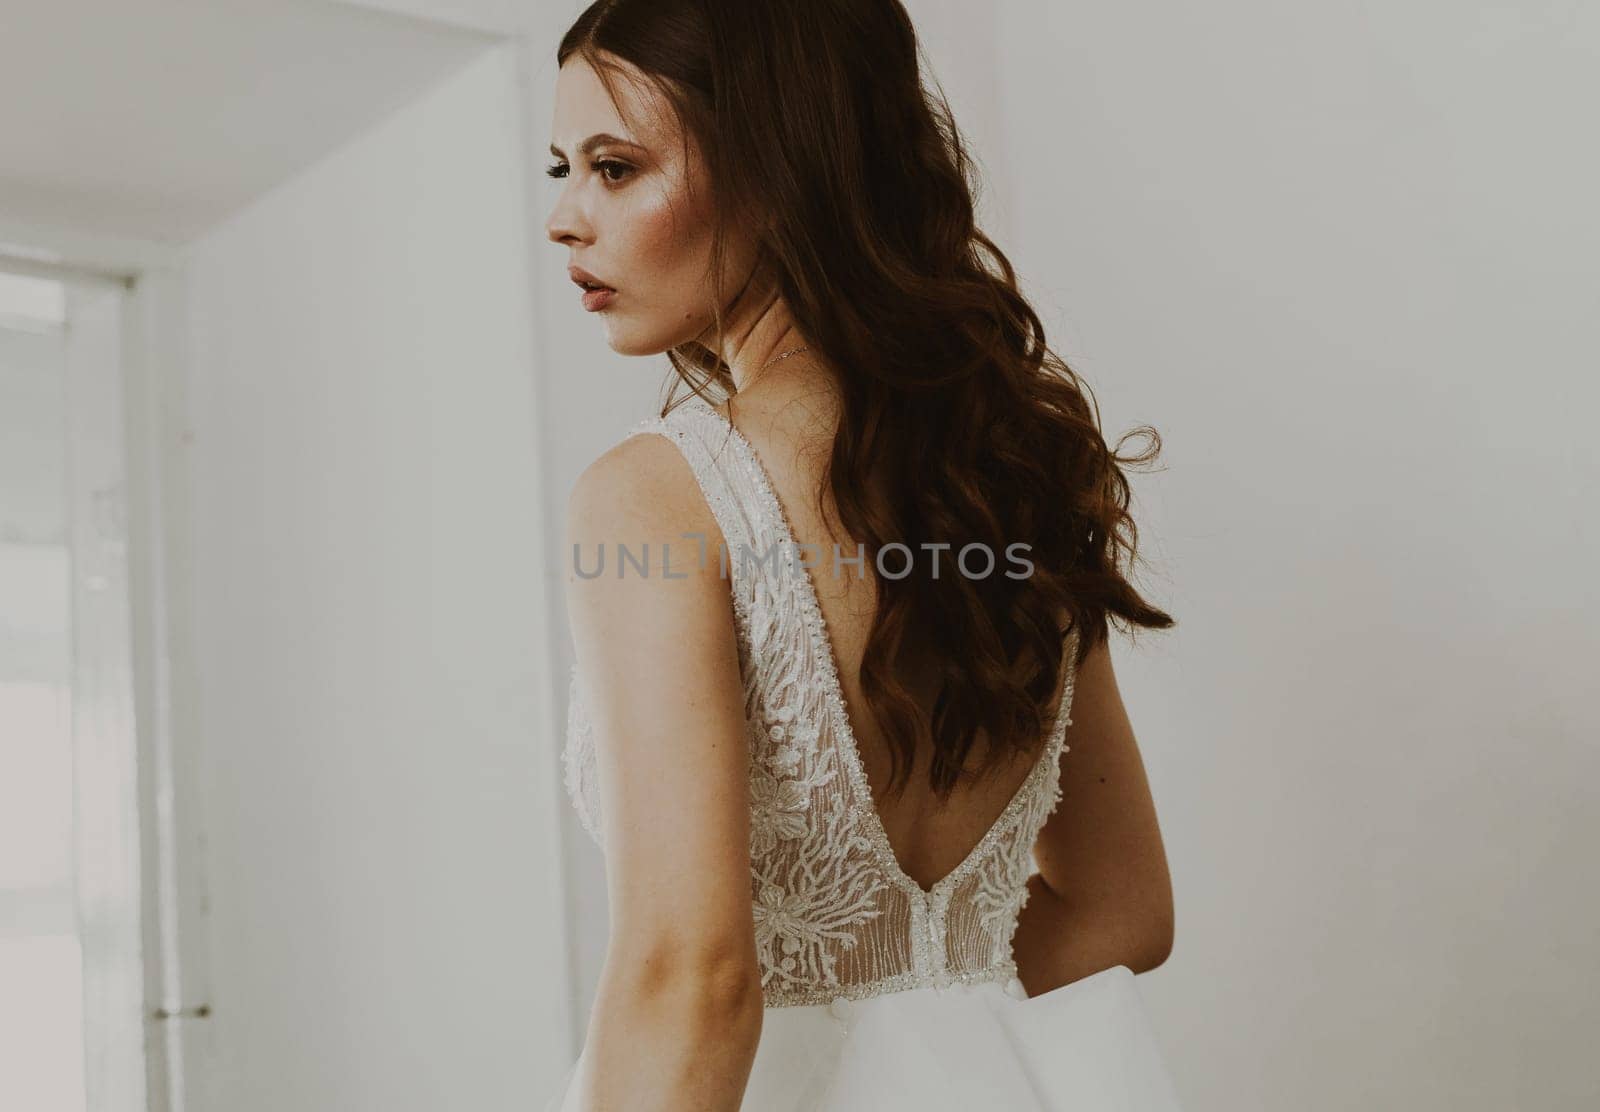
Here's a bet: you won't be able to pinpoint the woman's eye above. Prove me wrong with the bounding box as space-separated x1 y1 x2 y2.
543 159 632 184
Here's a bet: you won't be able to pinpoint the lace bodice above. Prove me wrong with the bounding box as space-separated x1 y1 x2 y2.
562 395 1079 1009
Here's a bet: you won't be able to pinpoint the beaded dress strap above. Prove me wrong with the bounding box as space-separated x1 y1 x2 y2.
619 403 767 613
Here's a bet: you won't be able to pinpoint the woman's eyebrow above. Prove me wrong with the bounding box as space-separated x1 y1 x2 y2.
549 133 644 158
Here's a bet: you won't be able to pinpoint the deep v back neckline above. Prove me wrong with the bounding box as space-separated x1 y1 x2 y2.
685 394 1076 901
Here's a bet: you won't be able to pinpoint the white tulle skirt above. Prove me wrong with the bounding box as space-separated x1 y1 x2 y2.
543 964 1185 1110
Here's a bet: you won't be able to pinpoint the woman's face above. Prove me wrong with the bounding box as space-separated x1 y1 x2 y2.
545 54 760 356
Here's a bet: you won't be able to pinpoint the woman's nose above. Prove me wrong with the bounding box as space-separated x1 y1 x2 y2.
545 195 590 246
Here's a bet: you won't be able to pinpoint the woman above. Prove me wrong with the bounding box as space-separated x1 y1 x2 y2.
544 1 1183 1108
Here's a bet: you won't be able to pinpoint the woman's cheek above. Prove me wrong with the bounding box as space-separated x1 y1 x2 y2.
623 191 684 272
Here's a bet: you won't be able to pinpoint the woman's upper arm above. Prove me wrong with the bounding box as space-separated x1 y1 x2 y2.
1034 635 1175 957
563 433 757 978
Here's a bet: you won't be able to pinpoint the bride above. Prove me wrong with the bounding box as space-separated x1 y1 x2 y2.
543 1 1184 1108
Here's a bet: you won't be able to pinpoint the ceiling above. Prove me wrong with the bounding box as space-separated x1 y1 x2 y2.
0 0 540 247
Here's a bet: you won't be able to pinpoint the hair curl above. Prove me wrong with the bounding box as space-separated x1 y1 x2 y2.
559 0 1175 799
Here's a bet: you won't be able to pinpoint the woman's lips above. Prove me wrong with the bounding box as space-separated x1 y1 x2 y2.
581 286 615 312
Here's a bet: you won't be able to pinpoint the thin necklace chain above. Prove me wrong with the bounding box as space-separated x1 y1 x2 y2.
759 343 809 372
741 343 810 394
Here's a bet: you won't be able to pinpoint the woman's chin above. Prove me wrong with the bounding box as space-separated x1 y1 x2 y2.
600 319 700 360
601 328 658 359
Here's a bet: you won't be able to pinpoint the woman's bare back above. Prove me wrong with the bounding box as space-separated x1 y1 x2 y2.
710 386 1065 892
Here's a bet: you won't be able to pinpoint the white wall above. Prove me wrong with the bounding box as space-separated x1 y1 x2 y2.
175 43 570 1110
991 2 1599 1109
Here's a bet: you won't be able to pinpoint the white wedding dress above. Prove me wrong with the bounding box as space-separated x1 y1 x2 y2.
546 395 1185 1110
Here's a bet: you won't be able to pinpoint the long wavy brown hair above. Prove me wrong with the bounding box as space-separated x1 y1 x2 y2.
559 0 1176 799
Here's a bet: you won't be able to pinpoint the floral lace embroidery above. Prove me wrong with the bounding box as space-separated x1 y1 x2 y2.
749 703 831 857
